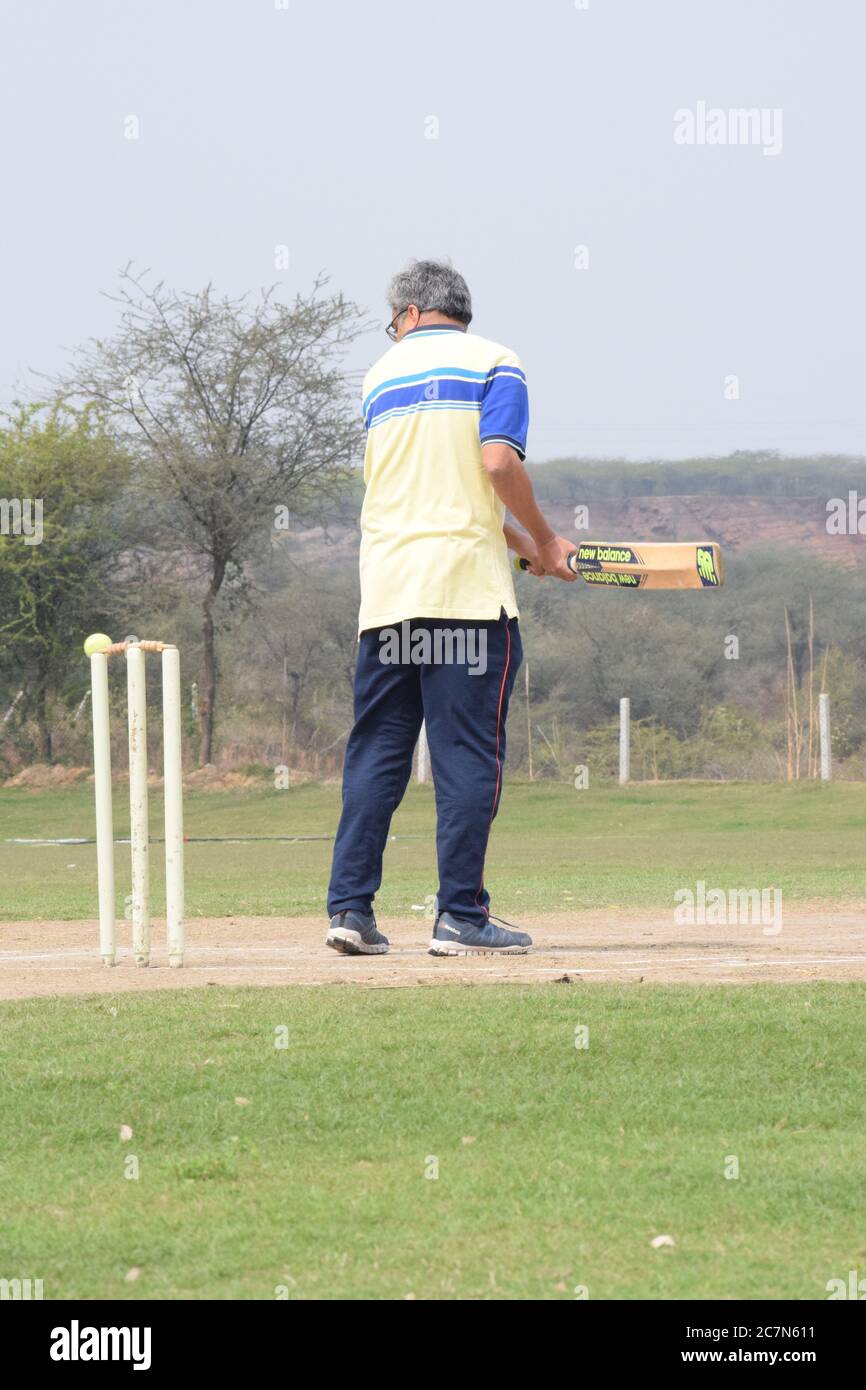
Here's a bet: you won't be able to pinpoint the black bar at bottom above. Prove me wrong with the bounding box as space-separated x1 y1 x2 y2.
8 1298 864 1373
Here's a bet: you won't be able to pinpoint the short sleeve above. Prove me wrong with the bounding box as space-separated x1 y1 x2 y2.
479 354 529 459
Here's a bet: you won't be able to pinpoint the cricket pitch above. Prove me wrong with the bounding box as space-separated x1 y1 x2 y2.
2 905 865 999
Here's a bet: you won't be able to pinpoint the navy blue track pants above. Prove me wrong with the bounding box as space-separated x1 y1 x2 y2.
327 613 523 927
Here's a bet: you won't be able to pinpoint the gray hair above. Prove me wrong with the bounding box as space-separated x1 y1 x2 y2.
386 259 473 325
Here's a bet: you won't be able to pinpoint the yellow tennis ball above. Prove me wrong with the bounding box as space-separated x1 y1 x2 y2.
83 633 113 657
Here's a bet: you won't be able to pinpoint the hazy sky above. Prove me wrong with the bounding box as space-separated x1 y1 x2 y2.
2 0 864 460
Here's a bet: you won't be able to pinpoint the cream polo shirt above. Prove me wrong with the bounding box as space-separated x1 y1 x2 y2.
358 325 529 633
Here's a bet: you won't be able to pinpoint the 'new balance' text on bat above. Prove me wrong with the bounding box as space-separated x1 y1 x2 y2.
515 541 724 590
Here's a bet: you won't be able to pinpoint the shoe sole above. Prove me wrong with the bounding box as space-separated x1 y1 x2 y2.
428 941 531 956
326 929 389 956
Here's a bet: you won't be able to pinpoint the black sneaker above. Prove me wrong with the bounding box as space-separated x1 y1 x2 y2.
326 910 390 956
428 911 532 956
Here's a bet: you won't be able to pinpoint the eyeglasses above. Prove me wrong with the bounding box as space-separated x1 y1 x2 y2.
385 306 437 342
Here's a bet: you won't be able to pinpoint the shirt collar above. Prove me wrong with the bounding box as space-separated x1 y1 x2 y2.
404 324 466 337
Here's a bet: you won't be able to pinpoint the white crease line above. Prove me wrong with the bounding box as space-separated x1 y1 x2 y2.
4 953 866 977
5 947 866 967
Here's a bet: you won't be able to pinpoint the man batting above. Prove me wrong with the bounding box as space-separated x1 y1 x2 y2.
326 260 575 958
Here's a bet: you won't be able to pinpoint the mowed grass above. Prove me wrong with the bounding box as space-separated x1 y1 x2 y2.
2 781 864 1300
1 983 865 1300
1 780 865 921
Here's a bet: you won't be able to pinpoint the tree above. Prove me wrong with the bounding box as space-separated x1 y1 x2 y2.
0 403 130 761
56 266 366 763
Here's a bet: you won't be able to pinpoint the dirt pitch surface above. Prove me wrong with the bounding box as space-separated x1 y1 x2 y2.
2 906 866 999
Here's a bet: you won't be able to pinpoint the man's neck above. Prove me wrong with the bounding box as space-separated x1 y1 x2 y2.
415 313 466 332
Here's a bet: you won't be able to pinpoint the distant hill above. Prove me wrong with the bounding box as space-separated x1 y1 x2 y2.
527 452 866 500
536 495 862 568
287 453 866 572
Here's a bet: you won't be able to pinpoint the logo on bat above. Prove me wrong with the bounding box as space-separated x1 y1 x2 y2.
696 547 720 586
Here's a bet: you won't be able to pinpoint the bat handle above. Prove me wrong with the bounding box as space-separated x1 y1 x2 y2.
514 552 579 573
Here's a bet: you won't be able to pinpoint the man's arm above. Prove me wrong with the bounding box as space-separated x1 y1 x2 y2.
483 443 576 581
503 521 545 576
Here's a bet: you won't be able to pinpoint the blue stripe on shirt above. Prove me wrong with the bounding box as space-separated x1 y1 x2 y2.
364 376 486 426
363 364 526 417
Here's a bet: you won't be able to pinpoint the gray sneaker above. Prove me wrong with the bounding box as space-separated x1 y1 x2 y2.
326 909 390 956
428 912 532 956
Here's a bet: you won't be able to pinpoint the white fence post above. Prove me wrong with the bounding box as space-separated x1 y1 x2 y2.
416 720 430 784
819 692 831 782
619 697 630 785
2 689 24 724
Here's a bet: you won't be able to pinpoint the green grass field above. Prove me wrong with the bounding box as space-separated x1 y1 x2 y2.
1 781 865 1300
2 983 864 1300
1 780 865 920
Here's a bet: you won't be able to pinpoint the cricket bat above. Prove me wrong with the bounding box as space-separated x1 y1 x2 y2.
514 540 724 590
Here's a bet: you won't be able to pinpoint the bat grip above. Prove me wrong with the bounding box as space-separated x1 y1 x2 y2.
515 552 579 573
